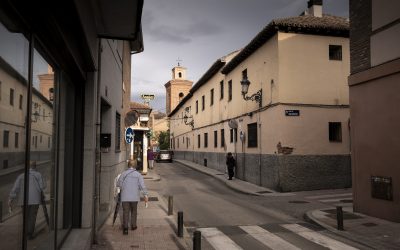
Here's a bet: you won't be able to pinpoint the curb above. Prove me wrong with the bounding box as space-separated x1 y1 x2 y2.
304 210 376 249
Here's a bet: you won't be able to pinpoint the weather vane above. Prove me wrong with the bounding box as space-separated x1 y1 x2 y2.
176 57 182 66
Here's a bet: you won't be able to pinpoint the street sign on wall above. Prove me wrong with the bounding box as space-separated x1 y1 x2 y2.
125 127 134 144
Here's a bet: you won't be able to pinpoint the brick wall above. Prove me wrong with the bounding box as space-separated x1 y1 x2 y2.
350 0 372 74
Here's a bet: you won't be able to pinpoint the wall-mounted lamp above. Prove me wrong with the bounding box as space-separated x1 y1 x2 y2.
240 77 262 108
183 107 194 129
32 110 40 123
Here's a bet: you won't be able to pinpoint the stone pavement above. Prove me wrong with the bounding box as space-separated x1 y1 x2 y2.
92 171 191 250
175 158 400 250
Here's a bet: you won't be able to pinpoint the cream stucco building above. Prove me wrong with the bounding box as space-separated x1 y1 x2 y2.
169 0 351 192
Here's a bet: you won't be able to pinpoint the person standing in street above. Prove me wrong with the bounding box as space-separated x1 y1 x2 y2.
147 147 154 169
226 152 236 180
117 160 148 235
9 161 46 239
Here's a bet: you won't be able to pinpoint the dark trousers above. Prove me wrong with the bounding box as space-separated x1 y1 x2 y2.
228 167 234 179
27 204 39 237
122 201 138 229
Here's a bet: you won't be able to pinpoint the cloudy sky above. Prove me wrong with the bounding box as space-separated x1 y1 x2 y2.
131 0 349 112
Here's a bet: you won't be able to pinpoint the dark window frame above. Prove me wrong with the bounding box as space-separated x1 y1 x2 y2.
198 134 201 148
329 45 342 61
115 112 121 151
204 133 208 148
248 123 258 148
210 88 214 106
15 132 19 148
202 95 205 111
329 122 342 142
19 94 23 109
214 130 218 148
196 100 198 114
228 80 232 101
3 130 9 147
220 81 224 100
221 129 225 147
10 88 14 106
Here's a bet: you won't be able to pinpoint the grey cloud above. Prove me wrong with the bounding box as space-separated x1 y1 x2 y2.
143 10 222 44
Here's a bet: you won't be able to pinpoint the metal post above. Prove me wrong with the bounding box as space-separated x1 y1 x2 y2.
336 206 344 230
168 196 173 215
177 211 183 237
193 230 201 250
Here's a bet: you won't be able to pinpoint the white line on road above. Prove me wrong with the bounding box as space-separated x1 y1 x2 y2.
240 225 301 250
282 224 359 250
305 193 352 199
198 227 243 250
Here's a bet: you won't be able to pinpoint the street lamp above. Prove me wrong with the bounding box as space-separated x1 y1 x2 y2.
240 77 262 108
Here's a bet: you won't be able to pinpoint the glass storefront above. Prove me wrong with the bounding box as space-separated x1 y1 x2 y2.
0 15 81 250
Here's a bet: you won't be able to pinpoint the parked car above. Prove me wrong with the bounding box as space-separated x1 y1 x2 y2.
156 150 173 163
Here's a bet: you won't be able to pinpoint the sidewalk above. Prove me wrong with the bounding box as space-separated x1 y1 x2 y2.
175 158 400 250
92 171 191 250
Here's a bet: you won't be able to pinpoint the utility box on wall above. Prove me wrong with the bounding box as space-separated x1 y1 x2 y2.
100 133 111 148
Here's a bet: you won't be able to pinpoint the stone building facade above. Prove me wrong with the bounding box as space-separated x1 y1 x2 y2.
169 0 351 192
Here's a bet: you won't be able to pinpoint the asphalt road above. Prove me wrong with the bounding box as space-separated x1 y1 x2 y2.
146 162 368 250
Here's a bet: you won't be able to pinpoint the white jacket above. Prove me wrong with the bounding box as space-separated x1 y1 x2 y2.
10 169 46 205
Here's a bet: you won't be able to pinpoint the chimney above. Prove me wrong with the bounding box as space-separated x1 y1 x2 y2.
307 0 323 17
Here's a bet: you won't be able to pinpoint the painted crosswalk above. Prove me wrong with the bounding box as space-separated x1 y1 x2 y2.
197 223 359 250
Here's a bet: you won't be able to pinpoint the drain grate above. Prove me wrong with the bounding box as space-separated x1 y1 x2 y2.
362 222 378 227
339 199 353 203
140 196 158 201
257 191 272 194
288 200 309 204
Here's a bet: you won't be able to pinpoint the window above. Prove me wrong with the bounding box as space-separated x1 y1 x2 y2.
178 137 179 148
329 122 342 142
204 133 208 148
221 129 225 147
15 132 19 148
3 130 9 147
228 80 232 101
210 89 214 106
178 72 182 78
234 128 238 142
230 129 234 143
202 95 205 110
214 130 218 147
10 88 14 106
3 160 8 169
248 123 258 147
48 136 51 148
35 136 38 148
115 112 121 151
49 87 54 101
220 80 224 99
196 100 198 113
198 134 201 148
19 94 23 109
0 81 2 101
329 45 342 61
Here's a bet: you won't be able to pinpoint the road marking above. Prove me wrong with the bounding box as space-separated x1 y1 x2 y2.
240 225 301 250
305 193 352 199
198 227 243 250
282 224 359 250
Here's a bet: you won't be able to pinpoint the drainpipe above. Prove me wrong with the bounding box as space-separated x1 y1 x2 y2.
92 39 102 244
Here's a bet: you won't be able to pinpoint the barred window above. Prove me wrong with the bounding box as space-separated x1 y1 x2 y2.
248 123 258 148
115 112 121 151
329 45 342 61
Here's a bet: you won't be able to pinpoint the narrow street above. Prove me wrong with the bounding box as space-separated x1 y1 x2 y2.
146 162 367 250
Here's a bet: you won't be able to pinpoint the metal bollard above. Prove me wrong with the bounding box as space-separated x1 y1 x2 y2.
193 230 201 250
168 196 173 215
336 206 344 230
177 211 183 237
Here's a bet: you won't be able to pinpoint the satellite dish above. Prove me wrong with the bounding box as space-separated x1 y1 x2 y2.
125 110 139 126
228 119 238 129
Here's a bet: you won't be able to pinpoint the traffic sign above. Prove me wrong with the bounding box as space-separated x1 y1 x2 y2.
125 127 134 144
